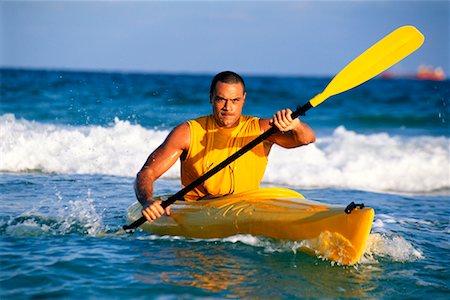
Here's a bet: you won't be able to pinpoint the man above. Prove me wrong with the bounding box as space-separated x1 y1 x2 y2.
135 71 315 222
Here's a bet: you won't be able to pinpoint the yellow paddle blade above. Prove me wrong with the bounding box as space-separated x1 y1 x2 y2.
310 26 424 107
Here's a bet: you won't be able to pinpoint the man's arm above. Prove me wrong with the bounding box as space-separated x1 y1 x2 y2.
260 108 316 150
135 122 190 222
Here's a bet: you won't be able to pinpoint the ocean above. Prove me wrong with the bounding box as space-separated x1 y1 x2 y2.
1 68 449 298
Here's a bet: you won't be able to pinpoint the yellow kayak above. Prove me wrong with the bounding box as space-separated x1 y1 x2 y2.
127 188 374 265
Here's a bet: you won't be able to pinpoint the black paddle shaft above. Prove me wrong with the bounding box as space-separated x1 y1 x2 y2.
122 102 313 232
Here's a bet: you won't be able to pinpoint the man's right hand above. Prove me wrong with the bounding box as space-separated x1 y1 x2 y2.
141 200 171 222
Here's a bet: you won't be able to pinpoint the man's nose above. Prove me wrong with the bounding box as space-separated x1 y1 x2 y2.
222 100 231 110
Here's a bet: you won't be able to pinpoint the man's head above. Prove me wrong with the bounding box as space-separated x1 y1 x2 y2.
209 71 246 128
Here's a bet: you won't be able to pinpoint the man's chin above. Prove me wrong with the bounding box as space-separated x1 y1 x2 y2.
217 118 235 128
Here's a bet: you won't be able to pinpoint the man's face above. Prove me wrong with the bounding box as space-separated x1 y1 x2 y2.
210 81 246 128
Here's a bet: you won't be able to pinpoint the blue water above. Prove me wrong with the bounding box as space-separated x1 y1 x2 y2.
1 68 449 298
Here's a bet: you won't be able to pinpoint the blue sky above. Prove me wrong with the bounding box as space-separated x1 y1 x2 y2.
1 1 448 76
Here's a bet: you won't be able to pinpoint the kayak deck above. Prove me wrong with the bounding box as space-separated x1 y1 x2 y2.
127 188 374 265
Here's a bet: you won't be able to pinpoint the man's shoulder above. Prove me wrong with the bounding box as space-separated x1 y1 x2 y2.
187 115 211 130
168 121 190 138
167 122 190 151
241 115 261 125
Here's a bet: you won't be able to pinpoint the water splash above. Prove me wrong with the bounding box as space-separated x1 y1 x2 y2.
1 190 105 237
362 233 424 263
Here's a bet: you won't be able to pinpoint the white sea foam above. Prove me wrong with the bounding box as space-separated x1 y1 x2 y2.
1 114 449 194
362 215 425 263
0 113 179 178
265 126 450 194
217 233 424 265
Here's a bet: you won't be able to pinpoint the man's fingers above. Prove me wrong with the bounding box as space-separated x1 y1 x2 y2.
283 109 293 121
279 109 293 122
142 201 166 222
274 111 289 131
271 108 299 132
142 209 156 222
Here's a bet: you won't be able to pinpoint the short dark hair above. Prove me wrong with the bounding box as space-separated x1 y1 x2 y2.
209 71 246 95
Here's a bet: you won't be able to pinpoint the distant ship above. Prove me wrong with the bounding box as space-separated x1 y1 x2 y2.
381 65 446 81
415 65 446 81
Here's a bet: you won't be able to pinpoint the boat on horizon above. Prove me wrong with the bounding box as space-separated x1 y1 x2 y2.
381 65 446 81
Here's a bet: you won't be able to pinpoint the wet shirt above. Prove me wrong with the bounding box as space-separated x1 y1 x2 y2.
181 115 268 201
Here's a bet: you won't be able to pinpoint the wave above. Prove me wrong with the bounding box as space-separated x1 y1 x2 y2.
0 113 164 177
264 126 450 194
1 114 449 194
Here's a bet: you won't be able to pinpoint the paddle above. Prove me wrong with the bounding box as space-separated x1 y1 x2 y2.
123 25 424 233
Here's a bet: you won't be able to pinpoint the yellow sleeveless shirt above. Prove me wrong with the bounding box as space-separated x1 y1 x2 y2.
181 115 268 201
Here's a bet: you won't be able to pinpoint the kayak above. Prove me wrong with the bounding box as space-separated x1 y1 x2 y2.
127 188 374 265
